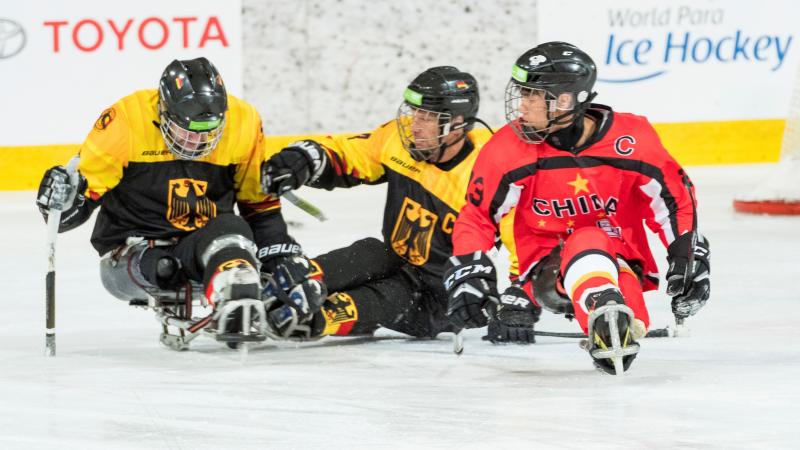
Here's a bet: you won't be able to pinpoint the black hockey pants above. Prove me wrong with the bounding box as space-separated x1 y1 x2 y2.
313 237 456 338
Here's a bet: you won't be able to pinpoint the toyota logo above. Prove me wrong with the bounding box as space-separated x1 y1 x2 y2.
0 19 26 59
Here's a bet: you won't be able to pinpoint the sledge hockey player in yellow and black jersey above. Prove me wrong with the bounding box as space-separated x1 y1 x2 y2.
261 67 536 343
36 58 325 346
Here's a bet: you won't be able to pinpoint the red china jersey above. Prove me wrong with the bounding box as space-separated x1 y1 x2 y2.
453 105 698 291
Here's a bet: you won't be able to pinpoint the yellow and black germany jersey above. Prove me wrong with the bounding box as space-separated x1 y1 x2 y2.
313 121 517 278
70 89 287 255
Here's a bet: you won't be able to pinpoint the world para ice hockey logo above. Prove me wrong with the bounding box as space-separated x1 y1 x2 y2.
166 178 217 231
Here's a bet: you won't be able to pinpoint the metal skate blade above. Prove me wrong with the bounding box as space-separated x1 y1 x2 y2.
613 357 624 376
608 307 625 376
215 299 269 344
453 330 464 355
239 342 250 363
587 302 640 375
674 317 691 337
214 333 267 343
160 333 190 351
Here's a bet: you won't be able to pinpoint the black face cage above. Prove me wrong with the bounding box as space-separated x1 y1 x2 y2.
396 102 461 162
504 80 588 144
158 102 225 160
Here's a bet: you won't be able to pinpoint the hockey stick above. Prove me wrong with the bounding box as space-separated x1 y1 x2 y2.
44 156 80 357
477 323 674 340
282 191 328 222
668 171 701 336
531 324 675 339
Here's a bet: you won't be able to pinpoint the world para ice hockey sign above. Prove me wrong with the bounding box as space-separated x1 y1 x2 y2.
537 0 799 123
603 29 792 83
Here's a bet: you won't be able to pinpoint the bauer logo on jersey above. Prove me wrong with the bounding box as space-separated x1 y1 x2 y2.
390 197 438 266
166 178 217 231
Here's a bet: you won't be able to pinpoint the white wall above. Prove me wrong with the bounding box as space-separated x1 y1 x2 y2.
242 0 539 135
242 0 800 135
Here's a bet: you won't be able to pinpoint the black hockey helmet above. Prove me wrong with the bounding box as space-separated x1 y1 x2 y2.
158 57 228 159
505 42 597 144
396 66 480 161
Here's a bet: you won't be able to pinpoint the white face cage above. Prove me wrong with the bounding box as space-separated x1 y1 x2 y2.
159 111 226 160
504 81 579 144
396 103 458 161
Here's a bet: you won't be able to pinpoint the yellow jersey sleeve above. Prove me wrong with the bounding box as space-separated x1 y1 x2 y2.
77 103 133 200
229 99 281 216
315 121 394 185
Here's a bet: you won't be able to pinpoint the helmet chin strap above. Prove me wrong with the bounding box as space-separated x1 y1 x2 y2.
412 117 489 163
546 114 586 150
431 130 468 163
418 118 471 163
543 92 597 150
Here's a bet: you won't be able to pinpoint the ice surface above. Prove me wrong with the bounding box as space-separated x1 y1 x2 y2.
1 164 798 449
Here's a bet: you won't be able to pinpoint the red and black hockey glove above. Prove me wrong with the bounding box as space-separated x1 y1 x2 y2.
443 252 499 329
666 232 711 319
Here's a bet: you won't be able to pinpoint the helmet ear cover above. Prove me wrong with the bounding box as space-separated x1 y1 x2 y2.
158 57 228 159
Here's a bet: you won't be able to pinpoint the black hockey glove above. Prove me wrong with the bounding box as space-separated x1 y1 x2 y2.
261 140 327 196
443 252 499 329
36 165 86 221
260 247 327 339
484 285 541 344
666 232 711 319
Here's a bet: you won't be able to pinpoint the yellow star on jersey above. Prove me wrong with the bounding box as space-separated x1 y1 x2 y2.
567 173 590 195
567 220 575 227
537 219 546 228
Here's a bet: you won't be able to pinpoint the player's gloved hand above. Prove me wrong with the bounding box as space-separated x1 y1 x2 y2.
261 140 326 196
260 248 327 339
36 165 86 220
443 252 499 329
666 232 711 319
484 285 541 344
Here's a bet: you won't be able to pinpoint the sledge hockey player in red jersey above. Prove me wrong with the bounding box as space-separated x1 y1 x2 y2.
444 42 711 374
35 58 325 348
